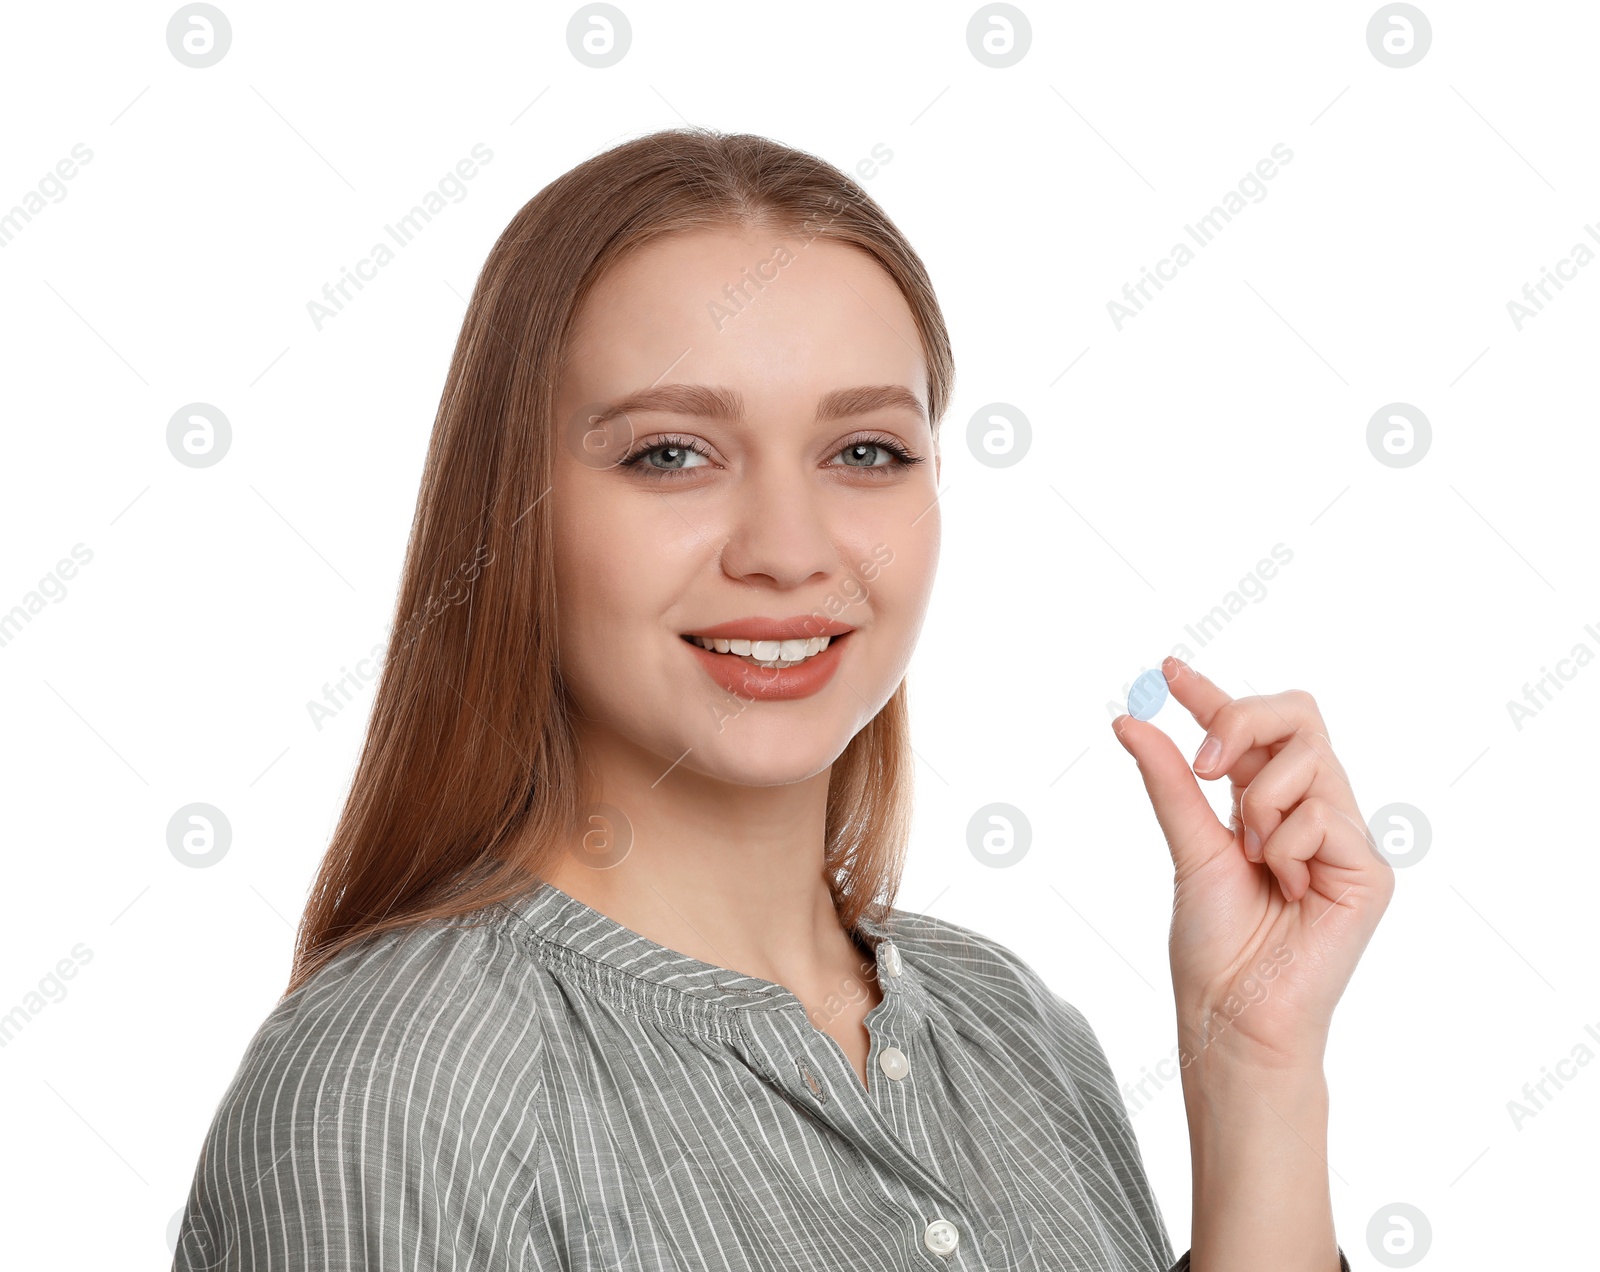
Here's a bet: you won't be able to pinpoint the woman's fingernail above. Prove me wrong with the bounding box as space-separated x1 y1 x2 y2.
1194 736 1221 773
1244 827 1261 861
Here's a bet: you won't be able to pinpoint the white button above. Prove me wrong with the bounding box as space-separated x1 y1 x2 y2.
881 943 902 978
923 1218 960 1256
878 1045 909 1081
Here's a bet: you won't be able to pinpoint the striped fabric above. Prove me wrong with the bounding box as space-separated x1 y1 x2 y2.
172 879 1349 1270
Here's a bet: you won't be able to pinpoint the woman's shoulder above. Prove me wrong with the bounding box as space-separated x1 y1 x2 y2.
881 904 1064 993
881 905 1142 1150
879 904 1104 1040
207 910 552 1157
173 913 551 1267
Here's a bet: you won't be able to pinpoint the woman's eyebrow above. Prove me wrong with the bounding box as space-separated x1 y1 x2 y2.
592 383 926 427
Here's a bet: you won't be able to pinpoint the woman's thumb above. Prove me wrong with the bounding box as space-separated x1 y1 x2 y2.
1112 713 1228 873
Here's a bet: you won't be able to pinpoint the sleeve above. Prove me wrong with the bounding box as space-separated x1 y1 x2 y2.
170 1056 541 1271
170 924 549 1272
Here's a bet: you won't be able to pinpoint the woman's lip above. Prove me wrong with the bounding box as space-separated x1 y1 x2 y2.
680 630 850 701
681 617 856 641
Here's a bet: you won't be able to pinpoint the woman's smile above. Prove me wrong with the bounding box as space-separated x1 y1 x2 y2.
682 633 836 667
680 613 855 662
679 627 854 700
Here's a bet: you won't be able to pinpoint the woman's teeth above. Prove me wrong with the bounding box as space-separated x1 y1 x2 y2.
686 634 834 668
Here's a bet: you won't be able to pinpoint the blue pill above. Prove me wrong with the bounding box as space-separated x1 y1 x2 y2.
1126 668 1168 721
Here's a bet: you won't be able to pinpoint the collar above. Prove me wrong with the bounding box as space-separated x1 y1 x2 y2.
491 879 905 1014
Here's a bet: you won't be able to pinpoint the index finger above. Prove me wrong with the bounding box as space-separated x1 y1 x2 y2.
1161 655 1259 781
1164 655 1329 779
1160 654 1233 728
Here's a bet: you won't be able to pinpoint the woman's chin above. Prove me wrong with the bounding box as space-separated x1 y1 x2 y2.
674 731 852 788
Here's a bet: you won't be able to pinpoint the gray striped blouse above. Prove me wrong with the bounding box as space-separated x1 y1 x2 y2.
172 880 1349 1270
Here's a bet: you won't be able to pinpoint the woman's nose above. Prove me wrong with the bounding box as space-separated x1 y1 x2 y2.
717 478 839 588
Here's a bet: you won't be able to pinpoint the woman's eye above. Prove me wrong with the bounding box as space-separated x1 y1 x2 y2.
617 433 921 480
831 437 920 471
834 441 897 469
640 445 706 471
618 438 710 475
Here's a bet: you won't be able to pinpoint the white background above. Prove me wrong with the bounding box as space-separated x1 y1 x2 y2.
1 1 1594 1267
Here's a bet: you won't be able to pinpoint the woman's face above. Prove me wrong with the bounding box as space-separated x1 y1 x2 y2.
550 224 941 787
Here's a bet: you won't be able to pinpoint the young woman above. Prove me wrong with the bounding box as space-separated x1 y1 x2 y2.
173 127 1388 1271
